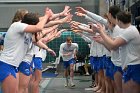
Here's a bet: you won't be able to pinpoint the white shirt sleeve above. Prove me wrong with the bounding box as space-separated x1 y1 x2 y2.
59 43 64 56
81 34 92 43
16 22 28 33
86 11 108 26
85 15 97 23
75 43 78 51
119 27 137 43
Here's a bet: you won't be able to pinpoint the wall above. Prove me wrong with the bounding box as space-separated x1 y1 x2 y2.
99 0 108 16
0 0 99 29
0 0 99 63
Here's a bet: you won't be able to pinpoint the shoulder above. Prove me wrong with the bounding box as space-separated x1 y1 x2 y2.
72 43 78 47
60 43 66 47
11 22 28 32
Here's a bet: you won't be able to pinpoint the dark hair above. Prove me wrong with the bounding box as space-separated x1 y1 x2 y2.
21 13 39 25
117 11 131 24
109 5 121 19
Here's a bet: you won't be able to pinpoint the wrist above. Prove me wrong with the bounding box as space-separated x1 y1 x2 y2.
46 47 50 50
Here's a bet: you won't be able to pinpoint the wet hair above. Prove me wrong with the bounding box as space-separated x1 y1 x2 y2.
66 37 72 42
116 11 131 24
109 5 121 19
12 9 28 23
21 12 39 25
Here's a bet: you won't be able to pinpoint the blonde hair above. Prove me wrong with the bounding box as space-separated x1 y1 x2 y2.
12 9 28 23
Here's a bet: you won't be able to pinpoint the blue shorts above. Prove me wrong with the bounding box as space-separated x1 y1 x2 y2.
113 65 123 75
98 56 105 70
0 61 16 82
15 67 19 73
19 61 32 76
32 57 43 70
90 56 99 72
123 64 140 84
63 58 75 69
105 57 114 80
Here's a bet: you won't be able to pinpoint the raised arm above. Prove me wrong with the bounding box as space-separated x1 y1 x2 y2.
49 5 71 20
24 8 52 33
44 14 73 28
75 7 108 26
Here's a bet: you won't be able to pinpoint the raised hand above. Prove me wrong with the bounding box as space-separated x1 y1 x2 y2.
70 23 79 31
88 22 98 33
75 7 87 14
96 23 106 33
93 35 104 44
75 12 85 17
61 14 73 23
70 21 81 26
60 5 71 16
49 9 54 16
47 48 56 56
45 7 52 18
55 29 67 38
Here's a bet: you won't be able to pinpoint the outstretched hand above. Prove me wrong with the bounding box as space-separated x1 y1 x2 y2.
96 23 106 33
45 7 52 18
93 35 104 44
75 12 85 17
61 5 72 16
47 48 56 56
75 7 87 14
61 14 73 23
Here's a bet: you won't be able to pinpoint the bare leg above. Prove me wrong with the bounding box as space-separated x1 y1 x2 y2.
70 64 75 86
105 76 114 93
114 71 122 93
112 80 117 93
105 76 110 93
96 69 105 93
18 72 31 93
84 64 89 75
2 75 18 93
31 69 42 93
93 70 102 91
16 73 19 93
28 74 34 93
94 73 98 86
122 79 140 93
64 68 69 86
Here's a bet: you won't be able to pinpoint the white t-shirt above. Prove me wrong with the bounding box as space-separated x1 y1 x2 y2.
41 49 47 61
103 30 112 57
86 11 108 27
32 44 46 61
80 31 104 57
118 25 140 69
22 43 34 64
90 41 104 57
60 42 78 61
0 22 32 67
111 25 122 66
